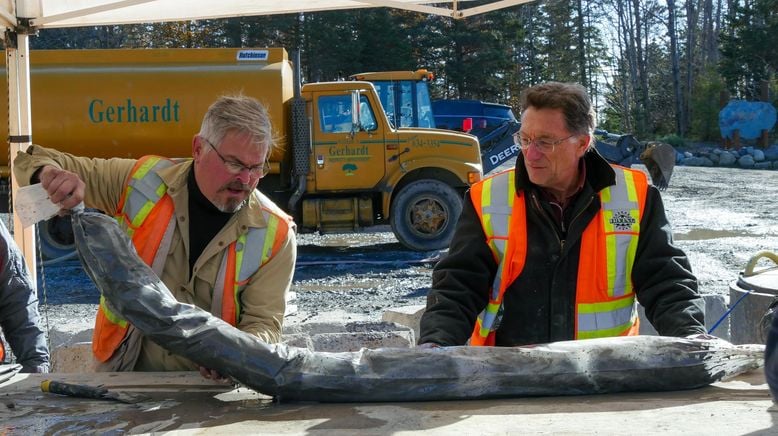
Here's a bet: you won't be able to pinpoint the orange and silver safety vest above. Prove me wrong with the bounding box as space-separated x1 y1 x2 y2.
92 155 290 363
469 165 648 346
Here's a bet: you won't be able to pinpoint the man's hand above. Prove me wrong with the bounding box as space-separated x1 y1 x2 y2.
38 165 85 211
199 366 230 383
685 333 731 346
417 342 441 349
685 333 721 340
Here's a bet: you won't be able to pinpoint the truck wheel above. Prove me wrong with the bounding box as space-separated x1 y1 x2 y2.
36 215 76 260
390 180 462 251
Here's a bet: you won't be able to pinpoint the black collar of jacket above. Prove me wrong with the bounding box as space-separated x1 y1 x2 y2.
513 148 616 195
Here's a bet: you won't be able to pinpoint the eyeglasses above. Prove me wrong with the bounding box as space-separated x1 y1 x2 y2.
202 136 270 178
514 132 577 154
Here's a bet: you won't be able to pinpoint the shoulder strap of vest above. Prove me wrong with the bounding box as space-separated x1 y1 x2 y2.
596 165 648 298
211 191 293 326
469 169 527 344
575 165 648 339
115 156 176 231
115 155 177 269
600 165 648 224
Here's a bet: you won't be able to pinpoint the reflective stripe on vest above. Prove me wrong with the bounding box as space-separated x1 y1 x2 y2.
93 156 175 363
114 156 177 266
576 167 647 339
93 156 288 362
469 166 647 346
469 169 527 346
212 210 284 325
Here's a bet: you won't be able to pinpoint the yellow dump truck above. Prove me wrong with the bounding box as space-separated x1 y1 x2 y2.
0 48 482 257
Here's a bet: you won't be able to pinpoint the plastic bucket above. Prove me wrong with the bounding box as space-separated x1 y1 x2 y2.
729 251 778 344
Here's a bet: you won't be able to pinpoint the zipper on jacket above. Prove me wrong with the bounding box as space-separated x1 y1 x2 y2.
567 195 594 232
562 195 596 254
533 191 596 256
530 191 564 254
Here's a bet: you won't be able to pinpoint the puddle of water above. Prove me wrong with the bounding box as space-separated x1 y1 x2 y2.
674 228 753 241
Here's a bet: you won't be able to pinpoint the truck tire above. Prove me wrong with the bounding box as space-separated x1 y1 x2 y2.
390 180 463 251
37 215 76 260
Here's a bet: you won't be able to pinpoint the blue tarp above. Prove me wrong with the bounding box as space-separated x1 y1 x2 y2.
719 100 777 140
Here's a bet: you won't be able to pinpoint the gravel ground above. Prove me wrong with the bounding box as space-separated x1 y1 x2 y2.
14 163 778 337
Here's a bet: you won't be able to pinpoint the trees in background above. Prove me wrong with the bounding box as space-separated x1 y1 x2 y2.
720 0 777 100
28 0 777 142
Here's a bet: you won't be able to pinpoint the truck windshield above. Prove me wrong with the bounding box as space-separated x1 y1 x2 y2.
371 80 434 129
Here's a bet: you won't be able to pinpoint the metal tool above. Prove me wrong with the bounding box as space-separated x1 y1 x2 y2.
40 380 150 404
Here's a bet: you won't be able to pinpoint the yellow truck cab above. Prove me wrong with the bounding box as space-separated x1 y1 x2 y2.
0 47 482 255
350 69 436 129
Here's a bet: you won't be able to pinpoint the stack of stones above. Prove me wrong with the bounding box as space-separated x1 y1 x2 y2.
679 144 778 170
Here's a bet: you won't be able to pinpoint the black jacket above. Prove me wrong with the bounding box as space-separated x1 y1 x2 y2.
419 150 706 346
766 306 778 401
0 220 49 372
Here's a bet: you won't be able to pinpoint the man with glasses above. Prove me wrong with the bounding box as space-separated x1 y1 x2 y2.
418 82 706 347
14 95 296 377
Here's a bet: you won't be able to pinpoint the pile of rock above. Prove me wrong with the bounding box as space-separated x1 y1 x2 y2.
679 144 778 170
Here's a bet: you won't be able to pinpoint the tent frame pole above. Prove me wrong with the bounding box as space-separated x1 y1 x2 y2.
5 28 37 287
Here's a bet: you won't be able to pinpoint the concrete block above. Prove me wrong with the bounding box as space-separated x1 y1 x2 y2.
284 321 349 335
51 342 95 373
47 322 94 349
382 305 425 343
281 333 313 350
46 322 96 372
638 294 730 341
703 294 730 340
284 320 414 351
285 292 297 316
310 330 414 352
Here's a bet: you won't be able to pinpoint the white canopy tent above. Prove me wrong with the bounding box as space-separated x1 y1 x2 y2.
0 0 533 283
0 1 534 27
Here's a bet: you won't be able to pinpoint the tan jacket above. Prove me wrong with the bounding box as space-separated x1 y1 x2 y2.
14 145 297 371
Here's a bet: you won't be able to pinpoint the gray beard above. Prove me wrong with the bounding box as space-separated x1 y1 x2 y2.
214 197 248 213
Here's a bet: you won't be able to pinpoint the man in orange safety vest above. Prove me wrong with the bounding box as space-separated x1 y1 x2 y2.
14 95 296 378
418 82 706 347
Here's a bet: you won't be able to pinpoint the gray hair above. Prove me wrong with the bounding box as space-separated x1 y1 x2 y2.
520 82 596 148
199 94 274 153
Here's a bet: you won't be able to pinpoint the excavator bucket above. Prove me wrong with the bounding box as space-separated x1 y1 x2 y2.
639 142 676 191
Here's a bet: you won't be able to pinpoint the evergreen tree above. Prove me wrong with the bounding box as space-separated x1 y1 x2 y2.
719 0 777 99
20 2 773 142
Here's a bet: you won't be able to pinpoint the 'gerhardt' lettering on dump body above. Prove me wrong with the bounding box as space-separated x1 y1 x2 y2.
89 98 180 123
